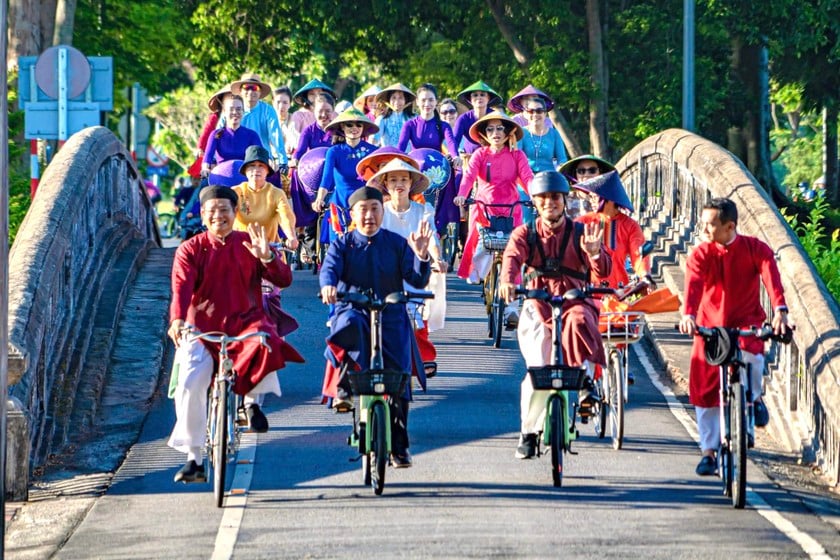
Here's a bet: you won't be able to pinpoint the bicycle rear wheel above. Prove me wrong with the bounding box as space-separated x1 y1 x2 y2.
730 381 747 508
492 263 504 348
370 402 388 495
548 395 566 487
608 349 625 450
212 379 228 508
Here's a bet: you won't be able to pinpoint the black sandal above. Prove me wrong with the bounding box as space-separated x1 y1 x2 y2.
423 361 437 378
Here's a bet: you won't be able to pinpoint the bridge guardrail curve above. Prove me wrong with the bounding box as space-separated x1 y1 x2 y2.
5 126 160 499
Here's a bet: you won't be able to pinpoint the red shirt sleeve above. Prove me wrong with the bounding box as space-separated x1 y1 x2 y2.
170 242 199 324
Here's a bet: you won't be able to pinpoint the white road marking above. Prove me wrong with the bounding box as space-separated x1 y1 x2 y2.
635 345 833 560
211 431 257 560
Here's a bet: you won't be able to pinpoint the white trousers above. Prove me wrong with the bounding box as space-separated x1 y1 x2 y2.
517 301 593 434
167 338 281 454
695 350 764 453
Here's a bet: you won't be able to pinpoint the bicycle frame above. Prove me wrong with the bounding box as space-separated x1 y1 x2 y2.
184 330 270 507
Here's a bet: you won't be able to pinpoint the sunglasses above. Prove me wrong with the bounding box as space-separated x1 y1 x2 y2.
440 109 457 115
241 84 261 92
484 125 508 133
525 108 546 114
342 122 364 128
576 166 600 175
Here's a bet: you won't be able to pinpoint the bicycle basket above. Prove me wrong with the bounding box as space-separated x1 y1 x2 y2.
481 229 511 251
348 369 408 396
599 311 646 344
528 366 588 391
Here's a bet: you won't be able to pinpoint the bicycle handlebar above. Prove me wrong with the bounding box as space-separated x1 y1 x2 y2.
463 198 533 210
673 323 794 344
336 290 435 308
269 241 296 254
186 330 272 349
515 286 613 304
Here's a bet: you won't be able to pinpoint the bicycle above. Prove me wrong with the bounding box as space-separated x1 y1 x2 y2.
157 211 181 239
465 198 532 348
338 289 434 495
688 324 791 508
185 330 271 508
517 285 612 487
595 279 652 449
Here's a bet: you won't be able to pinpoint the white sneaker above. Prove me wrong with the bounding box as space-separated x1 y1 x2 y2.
466 271 481 285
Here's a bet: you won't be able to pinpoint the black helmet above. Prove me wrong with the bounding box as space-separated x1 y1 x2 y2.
530 171 570 197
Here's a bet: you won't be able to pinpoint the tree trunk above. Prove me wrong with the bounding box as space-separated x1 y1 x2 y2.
824 103 839 206
484 0 583 156
727 37 782 202
52 0 76 45
586 0 609 158
8 0 46 70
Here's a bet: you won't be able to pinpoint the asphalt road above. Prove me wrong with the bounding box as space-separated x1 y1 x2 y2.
25 269 840 559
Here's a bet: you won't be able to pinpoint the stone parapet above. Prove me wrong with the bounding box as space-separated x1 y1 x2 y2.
5 127 160 499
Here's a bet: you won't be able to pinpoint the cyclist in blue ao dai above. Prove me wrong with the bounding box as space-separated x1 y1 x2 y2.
319 187 433 468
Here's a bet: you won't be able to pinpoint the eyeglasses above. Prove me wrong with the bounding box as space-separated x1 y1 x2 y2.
440 109 457 115
241 84 260 92
484 125 507 133
576 166 600 176
525 108 546 115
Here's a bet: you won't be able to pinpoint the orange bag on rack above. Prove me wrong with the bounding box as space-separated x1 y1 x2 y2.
626 287 681 314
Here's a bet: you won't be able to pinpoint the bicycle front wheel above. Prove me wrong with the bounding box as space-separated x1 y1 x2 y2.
730 381 747 508
483 261 496 338
492 262 504 349
212 379 228 508
548 395 566 487
594 372 607 440
157 212 179 239
608 349 625 450
370 402 388 495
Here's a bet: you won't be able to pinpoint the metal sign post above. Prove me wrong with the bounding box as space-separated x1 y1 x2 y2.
1 0 11 554
58 47 68 142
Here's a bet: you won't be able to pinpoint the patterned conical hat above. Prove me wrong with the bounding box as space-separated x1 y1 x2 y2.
324 108 379 137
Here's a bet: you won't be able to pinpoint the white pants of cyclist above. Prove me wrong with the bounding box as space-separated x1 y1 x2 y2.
472 244 519 318
517 300 593 434
167 338 281 458
695 350 764 453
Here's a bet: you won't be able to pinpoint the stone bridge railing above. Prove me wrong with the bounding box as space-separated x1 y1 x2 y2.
5 126 160 499
617 128 840 485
